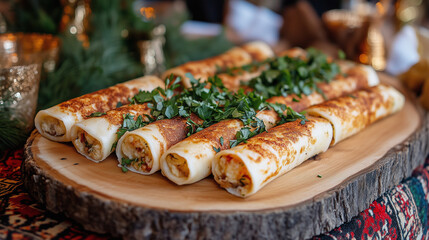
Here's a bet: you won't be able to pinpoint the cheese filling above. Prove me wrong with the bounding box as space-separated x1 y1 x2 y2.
73 128 102 161
165 153 190 179
214 155 251 194
40 116 66 137
120 135 153 172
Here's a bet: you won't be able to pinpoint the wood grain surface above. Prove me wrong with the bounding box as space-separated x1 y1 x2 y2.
23 74 429 240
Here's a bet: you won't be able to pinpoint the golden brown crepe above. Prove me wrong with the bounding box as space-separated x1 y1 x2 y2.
306 84 405 145
116 114 203 174
212 117 333 197
71 104 151 162
161 41 274 88
212 84 404 197
35 76 164 142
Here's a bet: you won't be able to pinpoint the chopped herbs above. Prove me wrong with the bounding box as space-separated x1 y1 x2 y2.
230 126 265 148
112 114 149 150
244 48 340 99
87 112 106 117
213 146 221 153
120 157 139 172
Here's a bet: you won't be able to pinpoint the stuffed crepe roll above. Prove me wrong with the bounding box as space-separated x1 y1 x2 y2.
71 104 151 162
212 117 333 197
306 84 405 145
35 76 163 142
116 114 203 174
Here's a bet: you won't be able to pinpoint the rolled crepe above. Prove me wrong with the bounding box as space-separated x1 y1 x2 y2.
212 117 333 197
160 116 248 184
116 114 203 174
160 64 379 185
212 84 404 197
306 84 405 145
71 104 151 162
35 76 164 142
161 41 274 88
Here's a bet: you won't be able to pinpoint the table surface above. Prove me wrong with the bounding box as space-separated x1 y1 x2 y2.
1 148 429 239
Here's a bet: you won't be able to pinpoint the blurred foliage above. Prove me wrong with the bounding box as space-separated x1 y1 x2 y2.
162 12 233 67
2 0 232 150
11 0 62 34
0 113 29 154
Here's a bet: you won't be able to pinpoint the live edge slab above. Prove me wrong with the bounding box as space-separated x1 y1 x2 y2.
23 74 429 240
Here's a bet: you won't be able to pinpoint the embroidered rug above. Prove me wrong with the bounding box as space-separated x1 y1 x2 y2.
1 149 428 239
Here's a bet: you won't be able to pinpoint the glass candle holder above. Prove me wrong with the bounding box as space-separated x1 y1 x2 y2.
0 33 59 134
0 64 41 131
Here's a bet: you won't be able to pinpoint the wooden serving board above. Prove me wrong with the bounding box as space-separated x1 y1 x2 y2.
23 74 429 240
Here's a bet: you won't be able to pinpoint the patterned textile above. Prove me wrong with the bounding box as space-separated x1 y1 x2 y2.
314 160 429 240
1 149 428 239
0 149 111 240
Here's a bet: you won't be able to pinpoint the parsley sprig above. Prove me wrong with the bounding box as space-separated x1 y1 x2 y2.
245 48 340 99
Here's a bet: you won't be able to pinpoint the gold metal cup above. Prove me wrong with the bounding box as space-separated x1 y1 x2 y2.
322 9 371 64
0 33 60 73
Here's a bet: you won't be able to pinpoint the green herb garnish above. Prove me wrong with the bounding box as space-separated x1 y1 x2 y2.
213 146 221 153
244 48 340 99
87 112 106 117
120 157 139 172
111 114 148 150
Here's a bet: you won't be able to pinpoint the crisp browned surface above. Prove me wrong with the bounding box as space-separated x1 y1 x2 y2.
312 85 393 130
101 104 151 125
59 85 138 119
26 74 421 212
153 114 203 149
243 119 320 165
164 47 251 80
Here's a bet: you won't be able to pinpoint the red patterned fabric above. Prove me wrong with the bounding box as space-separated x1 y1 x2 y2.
0 149 110 239
1 149 429 239
315 158 429 240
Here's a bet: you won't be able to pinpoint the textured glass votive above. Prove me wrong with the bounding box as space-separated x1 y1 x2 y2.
0 63 42 131
0 33 55 133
